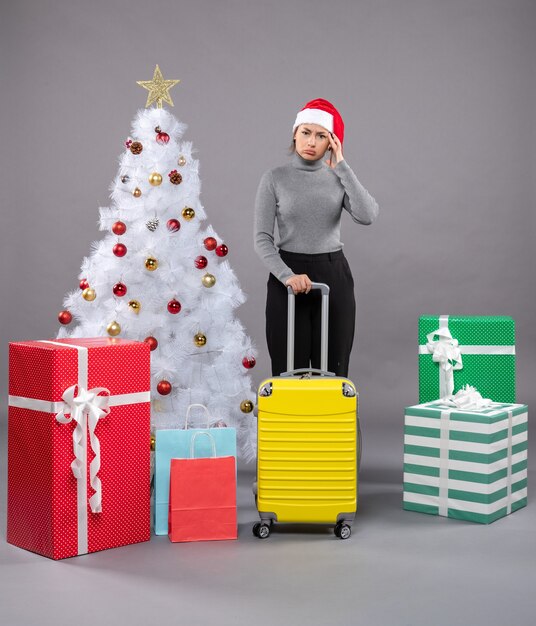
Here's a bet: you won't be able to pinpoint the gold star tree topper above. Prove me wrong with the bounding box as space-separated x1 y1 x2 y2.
137 65 180 108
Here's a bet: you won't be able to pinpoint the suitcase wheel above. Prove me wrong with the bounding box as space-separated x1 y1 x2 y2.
334 523 351 540
253 522 271 539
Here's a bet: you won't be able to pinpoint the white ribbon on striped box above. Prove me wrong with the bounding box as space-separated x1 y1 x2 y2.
8 340 150 555
435 403 514 518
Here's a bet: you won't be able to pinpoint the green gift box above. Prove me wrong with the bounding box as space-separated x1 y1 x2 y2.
418 316 516 403
403 400 528 524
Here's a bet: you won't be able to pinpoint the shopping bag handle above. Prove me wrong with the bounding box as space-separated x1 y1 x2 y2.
184 403 211 430
190 431 217 458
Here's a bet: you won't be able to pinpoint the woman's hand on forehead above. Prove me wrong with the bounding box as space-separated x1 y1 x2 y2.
326 133 344 168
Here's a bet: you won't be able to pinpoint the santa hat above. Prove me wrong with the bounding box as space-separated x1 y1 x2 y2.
292 98 345 145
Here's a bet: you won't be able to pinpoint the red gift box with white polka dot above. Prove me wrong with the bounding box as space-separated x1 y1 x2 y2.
7 337 151 560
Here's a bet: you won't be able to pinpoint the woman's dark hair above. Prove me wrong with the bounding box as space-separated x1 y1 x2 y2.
288 137 296 154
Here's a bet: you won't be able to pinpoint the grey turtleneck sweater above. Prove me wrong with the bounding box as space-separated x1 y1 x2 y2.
254 152 379 283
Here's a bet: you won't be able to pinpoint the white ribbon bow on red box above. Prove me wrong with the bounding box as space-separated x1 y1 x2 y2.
55 384 111 514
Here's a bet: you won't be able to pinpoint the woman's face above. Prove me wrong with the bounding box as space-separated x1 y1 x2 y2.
294 123 330 161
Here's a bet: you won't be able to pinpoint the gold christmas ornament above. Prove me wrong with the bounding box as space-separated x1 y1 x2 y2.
107 320 121 336
133 187 142 198
178 155 187 167
201 273 216 288
182 207 195 221
82 287 96 301
194 332 207 347
128 299 141 314
150 434 156 451
149 172 163 186
145 257 158 271
136 64 180 109
240 400 254 414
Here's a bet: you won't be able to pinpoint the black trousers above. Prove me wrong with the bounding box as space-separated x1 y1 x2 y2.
266 249 356 377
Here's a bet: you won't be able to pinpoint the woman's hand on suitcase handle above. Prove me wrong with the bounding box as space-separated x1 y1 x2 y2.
285 274 312 294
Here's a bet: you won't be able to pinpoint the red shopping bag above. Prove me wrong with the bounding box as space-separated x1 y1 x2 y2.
168 432 237 542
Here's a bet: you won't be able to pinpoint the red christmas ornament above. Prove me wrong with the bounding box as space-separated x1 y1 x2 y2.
113 243 127 257
215 244 228 257
58 310 72 325
204 237 217 251
144 336 158 351
167 218 181 232
124 139 133 149
242 356 256 369
113 282 127 297
112 221 127 236
156 131 170 145
167 299 182 314
194 255 208 269
79 278 89 290
157 380 172 395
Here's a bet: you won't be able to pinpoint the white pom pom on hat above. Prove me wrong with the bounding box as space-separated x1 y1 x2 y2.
292 98 345 145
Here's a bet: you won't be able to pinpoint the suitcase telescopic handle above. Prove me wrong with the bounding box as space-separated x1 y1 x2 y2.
280 368 336 378
286 282 331 375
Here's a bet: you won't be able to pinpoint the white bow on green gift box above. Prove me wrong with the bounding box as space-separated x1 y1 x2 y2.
425 327 463 398
418 315 516 403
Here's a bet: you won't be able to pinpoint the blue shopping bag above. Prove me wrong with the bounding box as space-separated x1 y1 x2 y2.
154 404 237 535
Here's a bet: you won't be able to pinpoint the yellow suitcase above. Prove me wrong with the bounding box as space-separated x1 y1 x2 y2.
254 283 359 540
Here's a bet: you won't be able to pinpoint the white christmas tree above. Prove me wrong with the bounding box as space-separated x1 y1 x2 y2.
57 66 257 460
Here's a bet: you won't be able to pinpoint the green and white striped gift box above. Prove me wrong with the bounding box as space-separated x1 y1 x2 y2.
404 401 528 524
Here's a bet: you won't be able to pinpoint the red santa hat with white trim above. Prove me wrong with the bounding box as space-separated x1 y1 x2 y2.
292 98 345 145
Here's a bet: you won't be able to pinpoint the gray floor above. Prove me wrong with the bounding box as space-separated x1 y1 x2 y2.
1 419 534 626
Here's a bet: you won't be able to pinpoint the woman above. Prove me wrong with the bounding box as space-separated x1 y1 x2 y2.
254 98 379 377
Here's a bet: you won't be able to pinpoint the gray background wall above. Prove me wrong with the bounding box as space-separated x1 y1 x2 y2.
1 3 535 625
1 0 535 429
